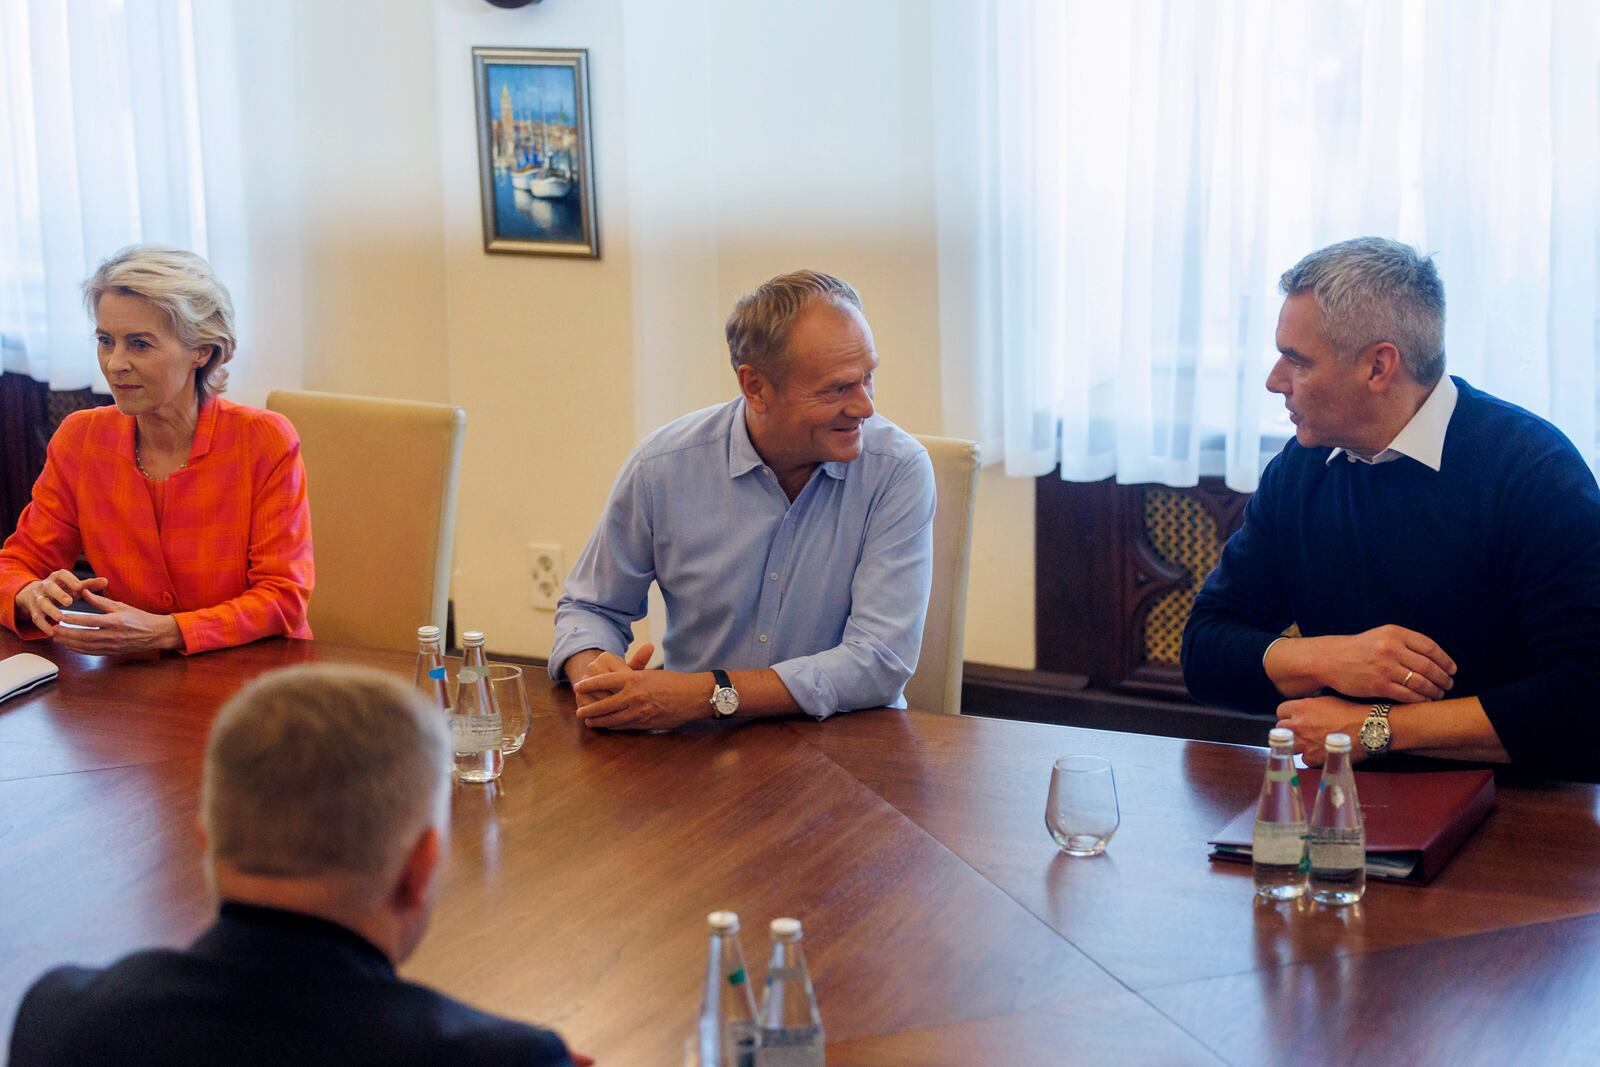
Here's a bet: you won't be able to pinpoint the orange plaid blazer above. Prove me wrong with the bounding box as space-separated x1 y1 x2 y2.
0 398 314 653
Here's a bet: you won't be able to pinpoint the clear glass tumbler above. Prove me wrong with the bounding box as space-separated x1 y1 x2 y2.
1045 755 1119 856
487 663 531 754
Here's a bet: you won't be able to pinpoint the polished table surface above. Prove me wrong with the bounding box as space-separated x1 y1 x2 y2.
3 633 1600 1065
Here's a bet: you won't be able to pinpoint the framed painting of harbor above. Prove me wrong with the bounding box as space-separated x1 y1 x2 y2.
472 47 599 257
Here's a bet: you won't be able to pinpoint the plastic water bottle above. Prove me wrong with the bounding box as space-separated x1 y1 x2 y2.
1308 732 1366 905
412 625 451 711
697 911 758 1067
453 630 503 783
1253 727 1308 900
757 918 823 1067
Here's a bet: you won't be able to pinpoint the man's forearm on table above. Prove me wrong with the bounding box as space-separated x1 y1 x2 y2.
723 669 801 719
1389 696 1509 763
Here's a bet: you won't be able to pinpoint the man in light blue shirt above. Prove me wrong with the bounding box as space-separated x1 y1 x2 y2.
550 270 935 728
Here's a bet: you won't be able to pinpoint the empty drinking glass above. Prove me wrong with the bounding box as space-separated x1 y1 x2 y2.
487 663 532 754
1045 755 1119 856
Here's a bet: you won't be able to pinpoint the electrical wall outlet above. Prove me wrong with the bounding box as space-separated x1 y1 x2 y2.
528 543 564 611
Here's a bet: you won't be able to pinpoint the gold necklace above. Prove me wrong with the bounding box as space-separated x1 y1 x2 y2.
136 445 188 481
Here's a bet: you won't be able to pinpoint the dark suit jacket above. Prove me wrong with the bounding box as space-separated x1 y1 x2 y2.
8 902 576 1066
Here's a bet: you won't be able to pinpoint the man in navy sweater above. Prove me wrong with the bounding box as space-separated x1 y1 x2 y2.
1182 237 1600 780
8 666 589 1066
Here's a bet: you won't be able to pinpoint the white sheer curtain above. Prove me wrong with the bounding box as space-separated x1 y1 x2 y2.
0 0 249 392
935 0 1600 492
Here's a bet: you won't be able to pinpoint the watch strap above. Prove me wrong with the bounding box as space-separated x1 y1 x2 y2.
712 669 732 691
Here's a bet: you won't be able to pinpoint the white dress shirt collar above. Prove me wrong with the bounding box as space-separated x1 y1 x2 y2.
1327 374 1458 472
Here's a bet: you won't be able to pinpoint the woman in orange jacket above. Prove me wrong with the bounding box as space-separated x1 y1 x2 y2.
0 246 313 655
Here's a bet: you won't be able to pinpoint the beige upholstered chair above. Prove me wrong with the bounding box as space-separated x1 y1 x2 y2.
904 435 981 715
266 390 466 653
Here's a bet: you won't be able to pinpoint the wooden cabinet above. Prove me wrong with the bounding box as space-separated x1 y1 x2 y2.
1034 474 1251 698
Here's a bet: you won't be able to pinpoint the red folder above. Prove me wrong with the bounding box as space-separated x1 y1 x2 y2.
1208 769 1495 885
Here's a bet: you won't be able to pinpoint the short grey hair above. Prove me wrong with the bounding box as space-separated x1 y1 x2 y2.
82 245 237 404
725 269 862 381
1279 237 1446 386
202 665 451 881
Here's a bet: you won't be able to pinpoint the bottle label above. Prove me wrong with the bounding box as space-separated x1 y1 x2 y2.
1252 821 1306 865
1310 837 1366 871
760 1025 823 1049
729 1020 757 1067
459 666 485 684
429 666 447 680
452 714 502 752
1266 768 1296 783
727 967 747 987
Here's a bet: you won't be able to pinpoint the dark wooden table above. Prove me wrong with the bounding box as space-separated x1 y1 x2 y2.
3 633 1598 1065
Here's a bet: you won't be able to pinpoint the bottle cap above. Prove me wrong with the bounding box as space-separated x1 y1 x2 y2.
417 625 441 640
462 630 486 646
707 911 739 933
1268 727 1293 745
1325 732 1352 752
770 917 802 942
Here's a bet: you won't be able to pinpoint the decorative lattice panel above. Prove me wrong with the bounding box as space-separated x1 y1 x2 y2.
47 389 107 431
1141 488 1223 666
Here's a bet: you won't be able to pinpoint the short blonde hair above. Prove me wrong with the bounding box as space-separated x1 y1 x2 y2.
202 665 450 879
725 269 862 382
82 245 237 404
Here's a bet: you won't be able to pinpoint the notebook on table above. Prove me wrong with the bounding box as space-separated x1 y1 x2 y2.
1208 768 1495 885
0 652 58 705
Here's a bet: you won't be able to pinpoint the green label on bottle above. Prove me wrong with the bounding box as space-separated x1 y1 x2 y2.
1291 774 1300 787
727 967 746 986
1266 769 1295 782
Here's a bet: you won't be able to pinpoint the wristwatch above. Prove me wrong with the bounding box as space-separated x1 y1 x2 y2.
709 669 740 719
1359 701 1393 757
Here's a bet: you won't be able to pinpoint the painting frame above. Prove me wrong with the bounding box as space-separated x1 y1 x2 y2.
472 46 599 258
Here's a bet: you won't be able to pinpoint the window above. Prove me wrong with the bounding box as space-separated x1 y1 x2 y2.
935 0 1600 491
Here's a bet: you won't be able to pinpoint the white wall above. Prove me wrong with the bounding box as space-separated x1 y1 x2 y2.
277 0 1035 669
293 0 452 404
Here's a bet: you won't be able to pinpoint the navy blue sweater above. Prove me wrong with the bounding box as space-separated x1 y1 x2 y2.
1182 377 1600 779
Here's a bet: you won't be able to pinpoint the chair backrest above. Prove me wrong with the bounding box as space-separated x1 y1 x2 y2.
265 390 466 653
905 435 981 715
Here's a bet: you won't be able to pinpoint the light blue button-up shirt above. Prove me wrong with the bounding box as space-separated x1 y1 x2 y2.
550 398 935 718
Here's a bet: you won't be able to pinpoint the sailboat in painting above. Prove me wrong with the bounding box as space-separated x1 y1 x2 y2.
510 146 540 191
527 87 573 199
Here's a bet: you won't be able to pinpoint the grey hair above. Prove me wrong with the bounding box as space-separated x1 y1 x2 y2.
82 245 237 404
202 665 451 881
725 269 863 381
1279 237 1446 386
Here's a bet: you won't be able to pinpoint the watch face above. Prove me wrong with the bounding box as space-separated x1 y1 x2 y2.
1360 718 1390 750
712 687 740 717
